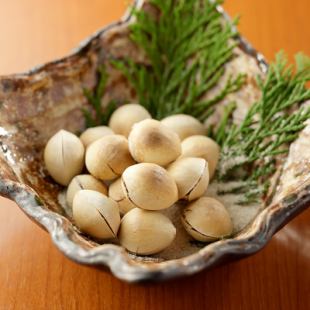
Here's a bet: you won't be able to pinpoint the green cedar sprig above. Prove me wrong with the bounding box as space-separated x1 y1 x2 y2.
216 51 310 203
82 65 116 127
113 0 245 120
82 1 310 206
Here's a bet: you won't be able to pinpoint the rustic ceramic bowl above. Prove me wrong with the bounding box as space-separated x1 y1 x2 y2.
0 1 309 282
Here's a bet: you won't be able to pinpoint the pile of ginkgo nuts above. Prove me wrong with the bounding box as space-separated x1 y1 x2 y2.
44 103 233 255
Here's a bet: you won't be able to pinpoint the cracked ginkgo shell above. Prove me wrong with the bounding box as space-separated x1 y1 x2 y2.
181 197 233 242
72 190 120 239
80 126 114 147
66 174 108 208
121 163 178 210
181 135 220 179
108 178 135 215
118 208 176 255
85 135 135 181
108 103 151 137
167 157 209 201
161 114 206 141
128 119 181 166
44 129 85 186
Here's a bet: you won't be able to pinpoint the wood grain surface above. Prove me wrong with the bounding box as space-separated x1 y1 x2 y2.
0 1 309 309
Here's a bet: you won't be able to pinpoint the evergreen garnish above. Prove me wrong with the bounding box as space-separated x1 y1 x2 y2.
83 1 310 204
216 52 310 203
83 65 116 127
113 0 245 120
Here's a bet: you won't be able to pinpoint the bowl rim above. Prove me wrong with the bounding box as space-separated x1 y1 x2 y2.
0 0 309 282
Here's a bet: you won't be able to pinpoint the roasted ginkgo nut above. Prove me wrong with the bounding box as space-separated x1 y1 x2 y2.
161 114 205 140
121 163 178 210
85 135 135 181
182 197 233 242
167 157 209 201
72 190 120 239
108 103 151 137
128 119 181 166
181 135 220 179
66 174 108 208
80 126 114 147
44 130 85 186
118 208 176 255
108 178 135 215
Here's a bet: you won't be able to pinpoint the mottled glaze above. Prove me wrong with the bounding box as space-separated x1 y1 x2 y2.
0 0 309 282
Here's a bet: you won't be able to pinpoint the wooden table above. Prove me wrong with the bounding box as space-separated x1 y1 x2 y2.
0 1 309 309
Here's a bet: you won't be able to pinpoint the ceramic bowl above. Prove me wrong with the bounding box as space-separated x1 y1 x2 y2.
0 0 309 282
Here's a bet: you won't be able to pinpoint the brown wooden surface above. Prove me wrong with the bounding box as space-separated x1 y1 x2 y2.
0 1 309 309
